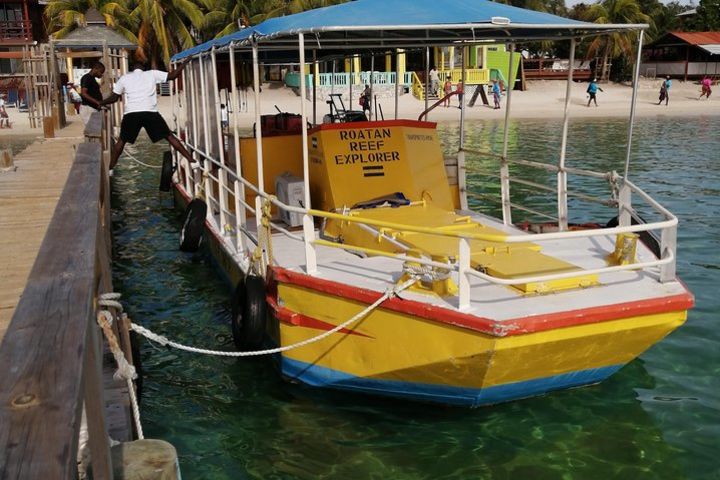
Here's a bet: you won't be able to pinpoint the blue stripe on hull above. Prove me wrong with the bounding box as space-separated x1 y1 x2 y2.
281 357 623 407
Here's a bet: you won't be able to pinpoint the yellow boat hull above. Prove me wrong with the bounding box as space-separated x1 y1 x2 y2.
270 268 692 406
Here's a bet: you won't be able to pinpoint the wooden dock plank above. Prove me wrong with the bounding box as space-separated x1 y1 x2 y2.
0 126 80 342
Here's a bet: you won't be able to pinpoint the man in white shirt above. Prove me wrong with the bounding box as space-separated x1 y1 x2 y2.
100 62 193 169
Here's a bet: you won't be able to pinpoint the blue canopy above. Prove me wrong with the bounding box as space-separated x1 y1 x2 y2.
172 0 644 61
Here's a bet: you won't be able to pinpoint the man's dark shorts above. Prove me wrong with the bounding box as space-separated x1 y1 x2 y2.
120 111 171 144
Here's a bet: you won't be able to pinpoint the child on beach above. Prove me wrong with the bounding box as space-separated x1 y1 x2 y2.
443 78 452 107
586 78 603 107
699 77 713 100
456 80 464 108
492 79 501 109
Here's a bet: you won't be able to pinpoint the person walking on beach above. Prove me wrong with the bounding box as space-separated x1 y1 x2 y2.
657 76 671 106
429 66 440 96
220 104 229 130
443 78 452 107
360 84 371 116
456 79 464 108
586 78 603 107
491 79 502 109
79 62 105 125
100 61 194 171
67 83 82 114
0 93 10 128
698 76 712 100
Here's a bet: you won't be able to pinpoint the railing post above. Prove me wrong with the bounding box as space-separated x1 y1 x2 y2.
82 317 113 480
660 223 677 282
557 38 576 231
303 214 318 275
211 47 229 234
500 43 515 225
619 181 632 227
229 44 247 252
458 238 471 311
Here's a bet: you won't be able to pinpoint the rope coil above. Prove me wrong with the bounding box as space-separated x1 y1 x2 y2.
97 293 144 440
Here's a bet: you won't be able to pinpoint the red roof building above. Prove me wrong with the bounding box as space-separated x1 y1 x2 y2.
642 31 720 80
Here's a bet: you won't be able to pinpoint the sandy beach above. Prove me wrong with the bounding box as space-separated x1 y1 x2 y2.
1 78 717 140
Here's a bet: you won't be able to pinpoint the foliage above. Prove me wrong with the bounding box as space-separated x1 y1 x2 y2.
687 0 720 30
42 0 706 71
44 0 136 43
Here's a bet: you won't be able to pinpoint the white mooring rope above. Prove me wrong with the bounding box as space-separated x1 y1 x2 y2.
129 276 418 358
122 150 163 169
98 294 144 440
95 275 418 440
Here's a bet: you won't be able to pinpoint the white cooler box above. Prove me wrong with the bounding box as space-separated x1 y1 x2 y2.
275 172 305 227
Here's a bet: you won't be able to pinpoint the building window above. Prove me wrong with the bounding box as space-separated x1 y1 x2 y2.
0 3 24 22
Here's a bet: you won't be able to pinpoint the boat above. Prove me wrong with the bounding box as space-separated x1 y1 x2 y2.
163 0 694 406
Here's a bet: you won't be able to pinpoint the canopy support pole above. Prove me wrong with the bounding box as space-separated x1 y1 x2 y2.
312 49 317 125
458 47 468 210
623 30 644 184
349 55 353 108
331 60 335 96
198 55 213 212
228 43 247 251
557 38 575 231
211 47 229 233
299 33 317 275
188 60 200 197
394 49 400 120
500 43 515 225
425 47 430 113
252 40 264 193
369 54 374 120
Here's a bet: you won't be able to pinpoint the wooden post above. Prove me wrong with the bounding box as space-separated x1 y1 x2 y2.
1 149 15 171
43 116 55 138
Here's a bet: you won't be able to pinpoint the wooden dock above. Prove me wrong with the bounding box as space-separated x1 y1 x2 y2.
0 123 83 338
0 114 141 478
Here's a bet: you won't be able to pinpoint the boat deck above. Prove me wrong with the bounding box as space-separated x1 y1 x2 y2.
209 206 688 324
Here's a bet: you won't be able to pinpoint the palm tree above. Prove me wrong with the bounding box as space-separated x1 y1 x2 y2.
582 0 651 81
44 0 136 43
200 0 286 40
128 0 205 68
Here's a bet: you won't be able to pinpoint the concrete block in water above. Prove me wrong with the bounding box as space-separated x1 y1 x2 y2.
110 439 180 480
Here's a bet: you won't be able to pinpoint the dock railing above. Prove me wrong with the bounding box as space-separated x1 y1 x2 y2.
0 111 121 479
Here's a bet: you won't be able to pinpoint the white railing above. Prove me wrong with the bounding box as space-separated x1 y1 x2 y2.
176 129 678 311
175 56 679 315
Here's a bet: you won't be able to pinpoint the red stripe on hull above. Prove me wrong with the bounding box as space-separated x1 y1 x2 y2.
268 297 373 338
270 267 694 337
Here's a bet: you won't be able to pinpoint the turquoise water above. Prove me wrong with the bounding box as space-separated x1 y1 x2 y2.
111 116 720 479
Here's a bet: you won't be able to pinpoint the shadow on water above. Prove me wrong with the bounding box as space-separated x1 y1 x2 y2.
111 117 720 479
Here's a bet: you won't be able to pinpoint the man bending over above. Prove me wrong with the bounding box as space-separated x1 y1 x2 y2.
101 62 194 170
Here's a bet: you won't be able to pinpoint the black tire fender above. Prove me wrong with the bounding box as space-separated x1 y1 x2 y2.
159 151 174 192
231 275 267 350
179 198 207 252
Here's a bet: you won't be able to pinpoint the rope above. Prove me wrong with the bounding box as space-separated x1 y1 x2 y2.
97 293 144 440
129 276 418 358
122 150 162 169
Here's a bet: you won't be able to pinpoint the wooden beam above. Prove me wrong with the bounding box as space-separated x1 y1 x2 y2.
56 51 104 59
0 142 105 478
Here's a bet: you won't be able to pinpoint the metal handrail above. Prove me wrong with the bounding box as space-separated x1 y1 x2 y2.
418 91 459 121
